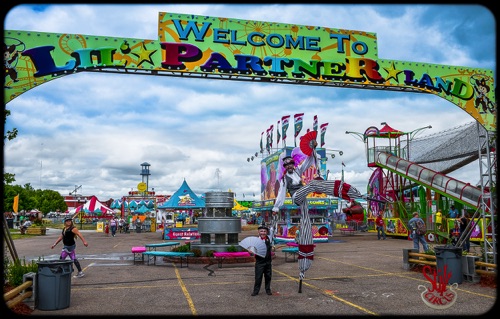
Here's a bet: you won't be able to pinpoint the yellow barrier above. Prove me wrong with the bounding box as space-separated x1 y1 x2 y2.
408 252 437 267
4 280 33 309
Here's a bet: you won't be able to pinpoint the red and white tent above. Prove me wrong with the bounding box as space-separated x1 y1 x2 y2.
70 195 115 217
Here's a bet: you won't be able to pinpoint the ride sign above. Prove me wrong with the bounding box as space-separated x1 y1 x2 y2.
163 227 200 240
137 182 147 192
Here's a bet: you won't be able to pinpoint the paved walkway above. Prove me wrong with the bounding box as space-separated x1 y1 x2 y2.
10 227 497 316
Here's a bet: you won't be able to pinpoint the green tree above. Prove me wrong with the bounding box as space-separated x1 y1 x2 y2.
37 189 67 213
3 184 67 214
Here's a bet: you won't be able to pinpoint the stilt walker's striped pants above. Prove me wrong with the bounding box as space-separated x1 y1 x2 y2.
293 179 361 206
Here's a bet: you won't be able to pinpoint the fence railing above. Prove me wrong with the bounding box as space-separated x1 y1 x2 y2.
4 280 33 309
403 249 496 282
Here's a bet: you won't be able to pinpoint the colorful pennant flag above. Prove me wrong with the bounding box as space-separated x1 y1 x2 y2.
260 131 264 153
269 124 274 149
281 115 290 146
13 194 19 213
313 115 318 132
320 123 329 147
276 120 281 146
294 113 304 146
266 127 271 153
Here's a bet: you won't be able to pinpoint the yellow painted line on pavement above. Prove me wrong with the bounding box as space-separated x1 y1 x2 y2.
317 256 496 299
273 269 379 316
174 264 197 315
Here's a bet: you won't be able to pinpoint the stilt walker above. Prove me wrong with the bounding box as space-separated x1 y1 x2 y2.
272 131 365 293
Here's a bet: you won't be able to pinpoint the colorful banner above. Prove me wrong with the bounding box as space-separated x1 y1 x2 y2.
281 115 290 145
276 120 281 146
294 113 304 146
260 131 264 154
313 115 318 132
4 11 496 131
320 123 329 147
269 124 274 149
13 194 19 213
265 127 271 152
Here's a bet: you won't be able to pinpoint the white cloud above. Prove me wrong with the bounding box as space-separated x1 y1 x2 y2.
4 4 494 202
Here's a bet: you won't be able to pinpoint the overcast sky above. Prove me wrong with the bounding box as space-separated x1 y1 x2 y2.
3 4 496 202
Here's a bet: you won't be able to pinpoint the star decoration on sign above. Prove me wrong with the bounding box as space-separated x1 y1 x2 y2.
383 62 403 83
131 42 157 67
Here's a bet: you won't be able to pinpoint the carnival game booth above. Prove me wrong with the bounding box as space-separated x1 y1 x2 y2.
255 197 337 243
157 179 204 240
274 215 331 244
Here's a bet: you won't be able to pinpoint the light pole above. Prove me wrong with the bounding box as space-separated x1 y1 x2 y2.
77 196 85 229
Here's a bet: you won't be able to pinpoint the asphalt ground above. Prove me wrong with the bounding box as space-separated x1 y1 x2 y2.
8 227 497 317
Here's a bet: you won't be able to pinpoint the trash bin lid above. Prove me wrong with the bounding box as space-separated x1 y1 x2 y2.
37 260 74 266
434 245 462 252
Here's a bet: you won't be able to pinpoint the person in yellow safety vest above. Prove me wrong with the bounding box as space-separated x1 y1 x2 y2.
435 211 443 231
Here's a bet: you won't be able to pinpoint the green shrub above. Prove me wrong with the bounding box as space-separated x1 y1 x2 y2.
190 248 202 257
175 244 191 252
227 245 237 252
205 250 215 257
7 258 40 286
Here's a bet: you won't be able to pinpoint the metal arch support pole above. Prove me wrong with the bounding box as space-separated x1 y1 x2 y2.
476 123 496 265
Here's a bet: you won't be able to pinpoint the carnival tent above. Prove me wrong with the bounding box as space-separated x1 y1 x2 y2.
157 179 205 209
377 123 405 138
135 205 150 214
70 195 115 217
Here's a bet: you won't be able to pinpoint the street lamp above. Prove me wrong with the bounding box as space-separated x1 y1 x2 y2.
324 148 343 160
345 130 365 142
409 125 432 140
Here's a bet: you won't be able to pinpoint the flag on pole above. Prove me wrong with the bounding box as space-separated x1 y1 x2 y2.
320 122 329 147
13 194 19 213
281 115 290 146
313 115 318 132
276 120 281 146
266 127 271 153
260 131 264 153
269 124 274 149
294 113 305 146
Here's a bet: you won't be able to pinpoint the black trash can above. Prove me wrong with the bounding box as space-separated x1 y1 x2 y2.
434 245 462 284
6 218 14 228
36 260 73 310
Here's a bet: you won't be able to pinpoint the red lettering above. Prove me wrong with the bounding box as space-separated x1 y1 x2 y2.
161 42 202 69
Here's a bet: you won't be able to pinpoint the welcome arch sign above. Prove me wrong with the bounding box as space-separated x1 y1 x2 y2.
4 12 496 131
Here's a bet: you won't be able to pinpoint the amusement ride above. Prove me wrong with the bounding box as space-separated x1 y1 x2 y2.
346 121 496 265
